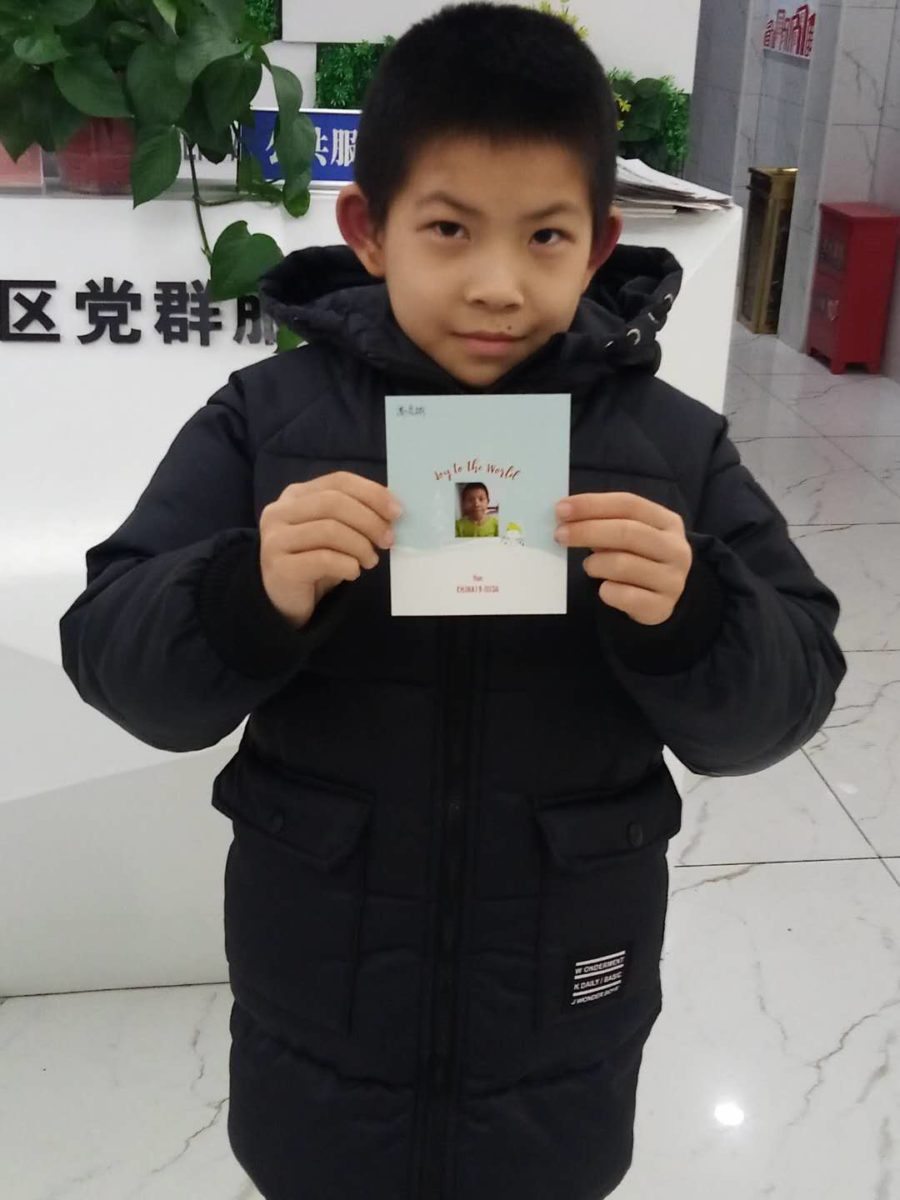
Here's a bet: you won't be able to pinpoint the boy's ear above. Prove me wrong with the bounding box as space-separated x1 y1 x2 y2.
582 205 623 291
336 184 386 278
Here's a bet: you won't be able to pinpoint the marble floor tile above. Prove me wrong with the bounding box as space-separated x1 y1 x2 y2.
829 436 900 499
3 862 898 1200
672 749 874 867
620 859 900 1200
0 983 261 1199
728 337 833 378
735 437 900 524
805 650 900 858
724 370 821 439
730 322 764 347
886 859 900 886
766 375 900 437
756 370 895 405
788 524 900 651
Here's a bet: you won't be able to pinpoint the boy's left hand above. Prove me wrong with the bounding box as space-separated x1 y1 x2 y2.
555 493 693 626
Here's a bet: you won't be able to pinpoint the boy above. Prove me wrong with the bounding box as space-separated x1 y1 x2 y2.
58 4 847 1198
456 483 499 537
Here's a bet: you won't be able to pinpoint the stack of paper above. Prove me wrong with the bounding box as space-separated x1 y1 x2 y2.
614 157 734 218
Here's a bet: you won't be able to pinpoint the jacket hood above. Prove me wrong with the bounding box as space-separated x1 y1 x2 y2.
259 241 683 396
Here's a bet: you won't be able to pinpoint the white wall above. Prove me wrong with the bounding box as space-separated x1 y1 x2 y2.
282 0 702 93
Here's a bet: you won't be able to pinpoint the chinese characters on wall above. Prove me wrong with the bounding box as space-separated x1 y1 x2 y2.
0 278 276 346
191 110 361 186
764 4 817 59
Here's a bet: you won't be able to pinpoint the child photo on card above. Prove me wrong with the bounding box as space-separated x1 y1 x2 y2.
385 393 571 616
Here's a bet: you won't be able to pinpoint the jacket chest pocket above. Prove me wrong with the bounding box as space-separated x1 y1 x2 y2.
211 749 373 1036
531 766 681 1034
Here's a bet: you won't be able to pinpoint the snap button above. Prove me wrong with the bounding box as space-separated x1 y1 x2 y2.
627 821 644 848
266 809 285 833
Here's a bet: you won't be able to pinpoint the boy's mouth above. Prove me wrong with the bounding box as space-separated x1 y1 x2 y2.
456 331 523 357
457 330 521 341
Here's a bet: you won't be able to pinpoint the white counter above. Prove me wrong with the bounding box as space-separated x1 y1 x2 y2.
0 190 743 993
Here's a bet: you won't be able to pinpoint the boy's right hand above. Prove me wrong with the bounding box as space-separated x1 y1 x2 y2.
259 471 403 629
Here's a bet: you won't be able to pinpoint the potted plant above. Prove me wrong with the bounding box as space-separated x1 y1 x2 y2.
608 70 690 177
0 0 315 342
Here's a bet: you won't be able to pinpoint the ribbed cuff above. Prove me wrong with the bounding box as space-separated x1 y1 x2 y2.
594 544 726 675
196 532 353 680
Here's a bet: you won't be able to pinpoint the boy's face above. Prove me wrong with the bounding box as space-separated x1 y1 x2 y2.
462 487 489 522
337 135 622 389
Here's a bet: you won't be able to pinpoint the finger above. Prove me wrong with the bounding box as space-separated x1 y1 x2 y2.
557 492 683 532
558 518 673 562
281 518 381 570
583 550 678 592
308 471 404 524
299 547 366 583
598 580 674 625
287 486 396 550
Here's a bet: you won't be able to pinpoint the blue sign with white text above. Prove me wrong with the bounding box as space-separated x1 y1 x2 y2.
240 109 360 186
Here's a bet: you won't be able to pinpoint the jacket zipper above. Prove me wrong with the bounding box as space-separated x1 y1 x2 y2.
418 616 479 1199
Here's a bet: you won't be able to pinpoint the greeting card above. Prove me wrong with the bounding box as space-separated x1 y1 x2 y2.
385 393 571 616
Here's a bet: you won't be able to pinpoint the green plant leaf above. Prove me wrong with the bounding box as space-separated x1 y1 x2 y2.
619 123 659 142
42 0 96 26
107 19 149 45
209 219 282 301
0 50 27 91
634 77 663 99
202 0 245 35
0 95 37 159
62 0 118 48
213 217 250 255
282 168 310 217
131 123 181 204
14 30 69 64
200 54 261 128
0 121 38 161
175 16 240 84
54 51 131 116
15 68 87 151
269 62 302 114
126 39 190 124
276 325 303 353
152 0 178 34
236 142 281 199
180 92 235 161
105 18 149 68
274 111 314 179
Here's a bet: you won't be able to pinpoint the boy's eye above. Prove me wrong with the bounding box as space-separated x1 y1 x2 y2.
532 228 566 246
428 222 566 246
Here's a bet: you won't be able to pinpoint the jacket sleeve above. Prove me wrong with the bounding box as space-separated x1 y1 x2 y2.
59 374 354 753
593 414 848 776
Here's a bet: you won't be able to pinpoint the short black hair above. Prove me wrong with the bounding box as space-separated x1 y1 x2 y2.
462 482 490 500
353 2 619 240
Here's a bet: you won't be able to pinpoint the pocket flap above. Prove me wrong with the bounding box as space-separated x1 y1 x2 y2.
533 764 682 872
211 748 373 870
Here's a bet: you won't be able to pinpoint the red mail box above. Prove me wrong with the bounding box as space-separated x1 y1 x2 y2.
807 202 900 374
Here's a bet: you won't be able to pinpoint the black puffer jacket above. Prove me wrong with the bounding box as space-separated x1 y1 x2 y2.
59 242 846 1200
